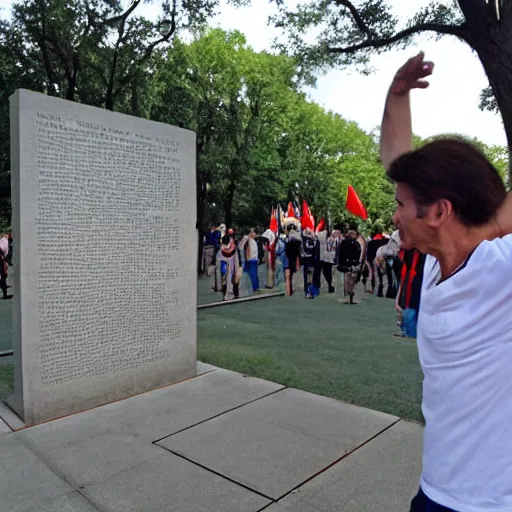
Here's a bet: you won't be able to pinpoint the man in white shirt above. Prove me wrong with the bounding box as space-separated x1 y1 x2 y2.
381 52 512 512
243 229 260 292
316 227 339 293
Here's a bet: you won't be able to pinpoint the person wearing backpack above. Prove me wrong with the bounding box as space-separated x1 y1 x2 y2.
336 229 362 304
284 222 301 296
300 228 320 299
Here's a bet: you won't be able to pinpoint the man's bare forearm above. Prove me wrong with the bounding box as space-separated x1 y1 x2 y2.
380 90 413 172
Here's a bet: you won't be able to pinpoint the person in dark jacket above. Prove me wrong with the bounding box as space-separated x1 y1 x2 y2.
301 228 321 299
7 232 12 266
284 223 301 296
336 230 362 304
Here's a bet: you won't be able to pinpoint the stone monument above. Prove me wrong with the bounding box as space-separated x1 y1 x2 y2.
8 89 197 426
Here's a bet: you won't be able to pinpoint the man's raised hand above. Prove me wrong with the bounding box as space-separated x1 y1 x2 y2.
390 52 434 96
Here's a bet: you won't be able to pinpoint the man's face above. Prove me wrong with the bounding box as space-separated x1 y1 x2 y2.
392 183 432 251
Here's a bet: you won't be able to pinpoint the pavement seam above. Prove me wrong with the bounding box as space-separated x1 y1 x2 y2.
16 435 103 510
157 444 276 504
256 502 277 512
152 385 289 444
267 417 404 506
0 416 12 434
72 489 103 512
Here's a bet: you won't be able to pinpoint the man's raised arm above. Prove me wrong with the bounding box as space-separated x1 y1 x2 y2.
380 52 434 171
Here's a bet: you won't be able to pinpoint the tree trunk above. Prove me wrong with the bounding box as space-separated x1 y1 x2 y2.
470 20 512 182
224 180 237 229
196 183 206 275
105 49 119 111
196 139 207 275
66 72 76 102
131 81 140 117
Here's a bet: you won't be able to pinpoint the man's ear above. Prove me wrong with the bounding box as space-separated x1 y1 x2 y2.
426 199 453 228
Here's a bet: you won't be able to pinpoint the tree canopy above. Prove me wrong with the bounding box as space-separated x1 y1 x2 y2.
272 0 512 176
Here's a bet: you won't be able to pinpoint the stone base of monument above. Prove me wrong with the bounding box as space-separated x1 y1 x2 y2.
197 291 284 310
0 401 24 431
1 361 218 431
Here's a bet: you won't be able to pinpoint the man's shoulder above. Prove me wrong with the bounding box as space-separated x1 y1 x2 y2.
478 234 512 261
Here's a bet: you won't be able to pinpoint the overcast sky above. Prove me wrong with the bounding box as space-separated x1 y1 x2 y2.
1 0 506 146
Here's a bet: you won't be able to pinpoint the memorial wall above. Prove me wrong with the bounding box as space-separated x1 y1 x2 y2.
8 89 197 425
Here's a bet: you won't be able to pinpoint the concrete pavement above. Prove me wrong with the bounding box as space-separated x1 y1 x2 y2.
0 362 422 512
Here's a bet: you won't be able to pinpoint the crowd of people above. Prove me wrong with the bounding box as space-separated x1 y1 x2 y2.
202 219 425 337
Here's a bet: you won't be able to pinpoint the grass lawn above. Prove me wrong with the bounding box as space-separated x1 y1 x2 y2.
198 285 424 423
0 359 13 401
0 267 13 353
197 264 278 305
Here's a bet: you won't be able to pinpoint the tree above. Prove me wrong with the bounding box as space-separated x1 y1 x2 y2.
9 0 231 112
150 30 302 231
272 1 512 176
0 1 245 227
0 17 48 225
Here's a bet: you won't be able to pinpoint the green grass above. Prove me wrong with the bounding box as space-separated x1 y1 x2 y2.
198 288 424 423
0 268 13 353
0 361 13 401
197 265 278 305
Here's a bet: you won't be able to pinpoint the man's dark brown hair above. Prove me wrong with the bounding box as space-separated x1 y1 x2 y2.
388 138 506 227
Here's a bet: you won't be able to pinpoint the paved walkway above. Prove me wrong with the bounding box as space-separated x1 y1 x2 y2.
0 363 422 512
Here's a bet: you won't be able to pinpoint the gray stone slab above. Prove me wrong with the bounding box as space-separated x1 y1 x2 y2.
83 451 270 512
263 420 423 512
158 387 398 499
196 361 219 375
18 369 283 487
0 400 25 430
10 89 197 426
19 427 163 489
0 416 12 435
24 492 98 512
0 436 72 512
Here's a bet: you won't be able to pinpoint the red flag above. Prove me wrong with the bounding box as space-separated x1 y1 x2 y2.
287 202 295 218
316 218 325 232
346 185 368 221
301 200 315 230
269 209 278 233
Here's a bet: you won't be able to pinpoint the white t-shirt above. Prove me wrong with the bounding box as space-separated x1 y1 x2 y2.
247 238 259 261
317 231 337 263
418 235 512 511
